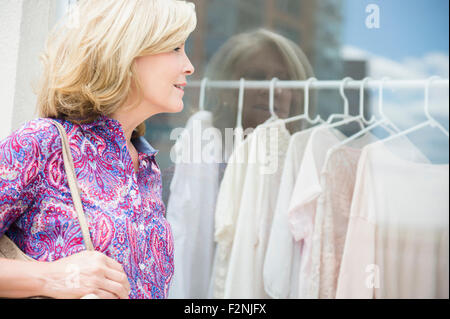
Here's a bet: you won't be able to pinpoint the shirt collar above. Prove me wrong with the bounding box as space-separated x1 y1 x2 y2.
79 114 158 158
132 135 159 157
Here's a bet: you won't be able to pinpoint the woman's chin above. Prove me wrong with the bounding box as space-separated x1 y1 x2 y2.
164 101 184 113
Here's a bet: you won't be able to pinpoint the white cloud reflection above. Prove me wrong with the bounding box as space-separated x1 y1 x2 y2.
341 46 449 163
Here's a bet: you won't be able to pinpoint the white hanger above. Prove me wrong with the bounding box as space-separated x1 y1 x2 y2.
261 77 328 131
359 77 376 125
279 77 324 125
235 78 245 129
313 77 364 132
375 76 401 132
327 77 352 123
357 76 397 133
267 77 280 121
198 77 208 111
329 77 401 150
381 75 449 144
325 77 365 130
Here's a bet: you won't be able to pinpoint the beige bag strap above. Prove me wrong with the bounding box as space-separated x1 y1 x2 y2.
49 119 94 251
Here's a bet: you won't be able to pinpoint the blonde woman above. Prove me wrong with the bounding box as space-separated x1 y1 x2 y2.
0 0 195 299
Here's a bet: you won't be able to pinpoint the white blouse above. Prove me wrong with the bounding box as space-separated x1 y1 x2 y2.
223 120 291 298
263 126 316 298
167 110 220 298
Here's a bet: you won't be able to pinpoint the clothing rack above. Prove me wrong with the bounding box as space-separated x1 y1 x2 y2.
187 77 450 90
186 77 449 134
169 76 450 300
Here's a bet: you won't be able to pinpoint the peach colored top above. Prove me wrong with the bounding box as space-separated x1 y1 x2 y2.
336 141 449 299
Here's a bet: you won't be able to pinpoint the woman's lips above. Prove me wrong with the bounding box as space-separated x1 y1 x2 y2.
174 85 184 93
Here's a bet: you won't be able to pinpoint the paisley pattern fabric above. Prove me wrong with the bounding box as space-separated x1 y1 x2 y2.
0 115 173 299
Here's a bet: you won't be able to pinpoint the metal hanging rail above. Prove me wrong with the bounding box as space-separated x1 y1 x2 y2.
186 78 450 90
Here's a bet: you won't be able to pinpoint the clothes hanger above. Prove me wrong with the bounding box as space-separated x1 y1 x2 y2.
256 77 282 130
261 77 324 129
359 77 376 125
374 76 401 132
325 77 364 130
311 77 365 133
279 77 324 125
357 77 398 134
381 75 449 144
328 76 401 151
282 77 368 150
235 78 245 130
320 77 365 132
233 78 245 145
198 77 208 111
267 77 280 122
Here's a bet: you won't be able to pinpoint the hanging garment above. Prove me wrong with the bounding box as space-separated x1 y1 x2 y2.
210 128 256 299
311 134 431 299
223 120 291 298
263 126 318 299
307 133 378 299
167 110 221 298
336 140 449 299
287 126 347 298
210 117 277 299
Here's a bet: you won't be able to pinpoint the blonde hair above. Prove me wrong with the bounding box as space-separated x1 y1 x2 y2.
34 0 197 138
204 28 316 134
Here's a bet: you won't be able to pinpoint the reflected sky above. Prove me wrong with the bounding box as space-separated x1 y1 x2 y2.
342 0 449 164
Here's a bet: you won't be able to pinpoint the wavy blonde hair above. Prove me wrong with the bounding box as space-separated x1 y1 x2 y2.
34 0 196 138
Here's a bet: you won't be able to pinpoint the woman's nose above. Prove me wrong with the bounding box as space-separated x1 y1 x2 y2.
184 57 195 75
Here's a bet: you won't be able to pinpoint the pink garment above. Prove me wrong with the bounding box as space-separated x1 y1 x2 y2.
308 133 379 298
336 141 449 299
310 146 363 298
0 116 173 299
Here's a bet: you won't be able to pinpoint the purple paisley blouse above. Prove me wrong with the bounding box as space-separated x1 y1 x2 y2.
0 115 174 299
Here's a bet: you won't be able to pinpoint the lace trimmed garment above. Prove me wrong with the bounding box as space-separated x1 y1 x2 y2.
308 133 377 299
0 115 173 299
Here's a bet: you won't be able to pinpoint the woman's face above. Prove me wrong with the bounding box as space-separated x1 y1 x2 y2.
132 43 195 115
232 45 293 130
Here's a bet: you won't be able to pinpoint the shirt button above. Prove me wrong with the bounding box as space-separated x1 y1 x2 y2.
139 263 146 271
142 161 147 168
130 189 136 197
139 223 145 231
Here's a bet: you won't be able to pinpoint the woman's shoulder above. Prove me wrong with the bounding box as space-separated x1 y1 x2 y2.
0 117 66 156
8 117 64 139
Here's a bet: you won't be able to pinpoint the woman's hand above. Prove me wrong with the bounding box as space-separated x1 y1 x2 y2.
40 250 131 299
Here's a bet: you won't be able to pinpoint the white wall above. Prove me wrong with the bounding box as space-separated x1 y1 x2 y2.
0 0 63 140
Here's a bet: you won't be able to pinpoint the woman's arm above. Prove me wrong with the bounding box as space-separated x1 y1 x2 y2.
0 121 130 299
0 258 50 298
0 251 131 299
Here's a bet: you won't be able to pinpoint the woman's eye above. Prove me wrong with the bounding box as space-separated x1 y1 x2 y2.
174 47 181 52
